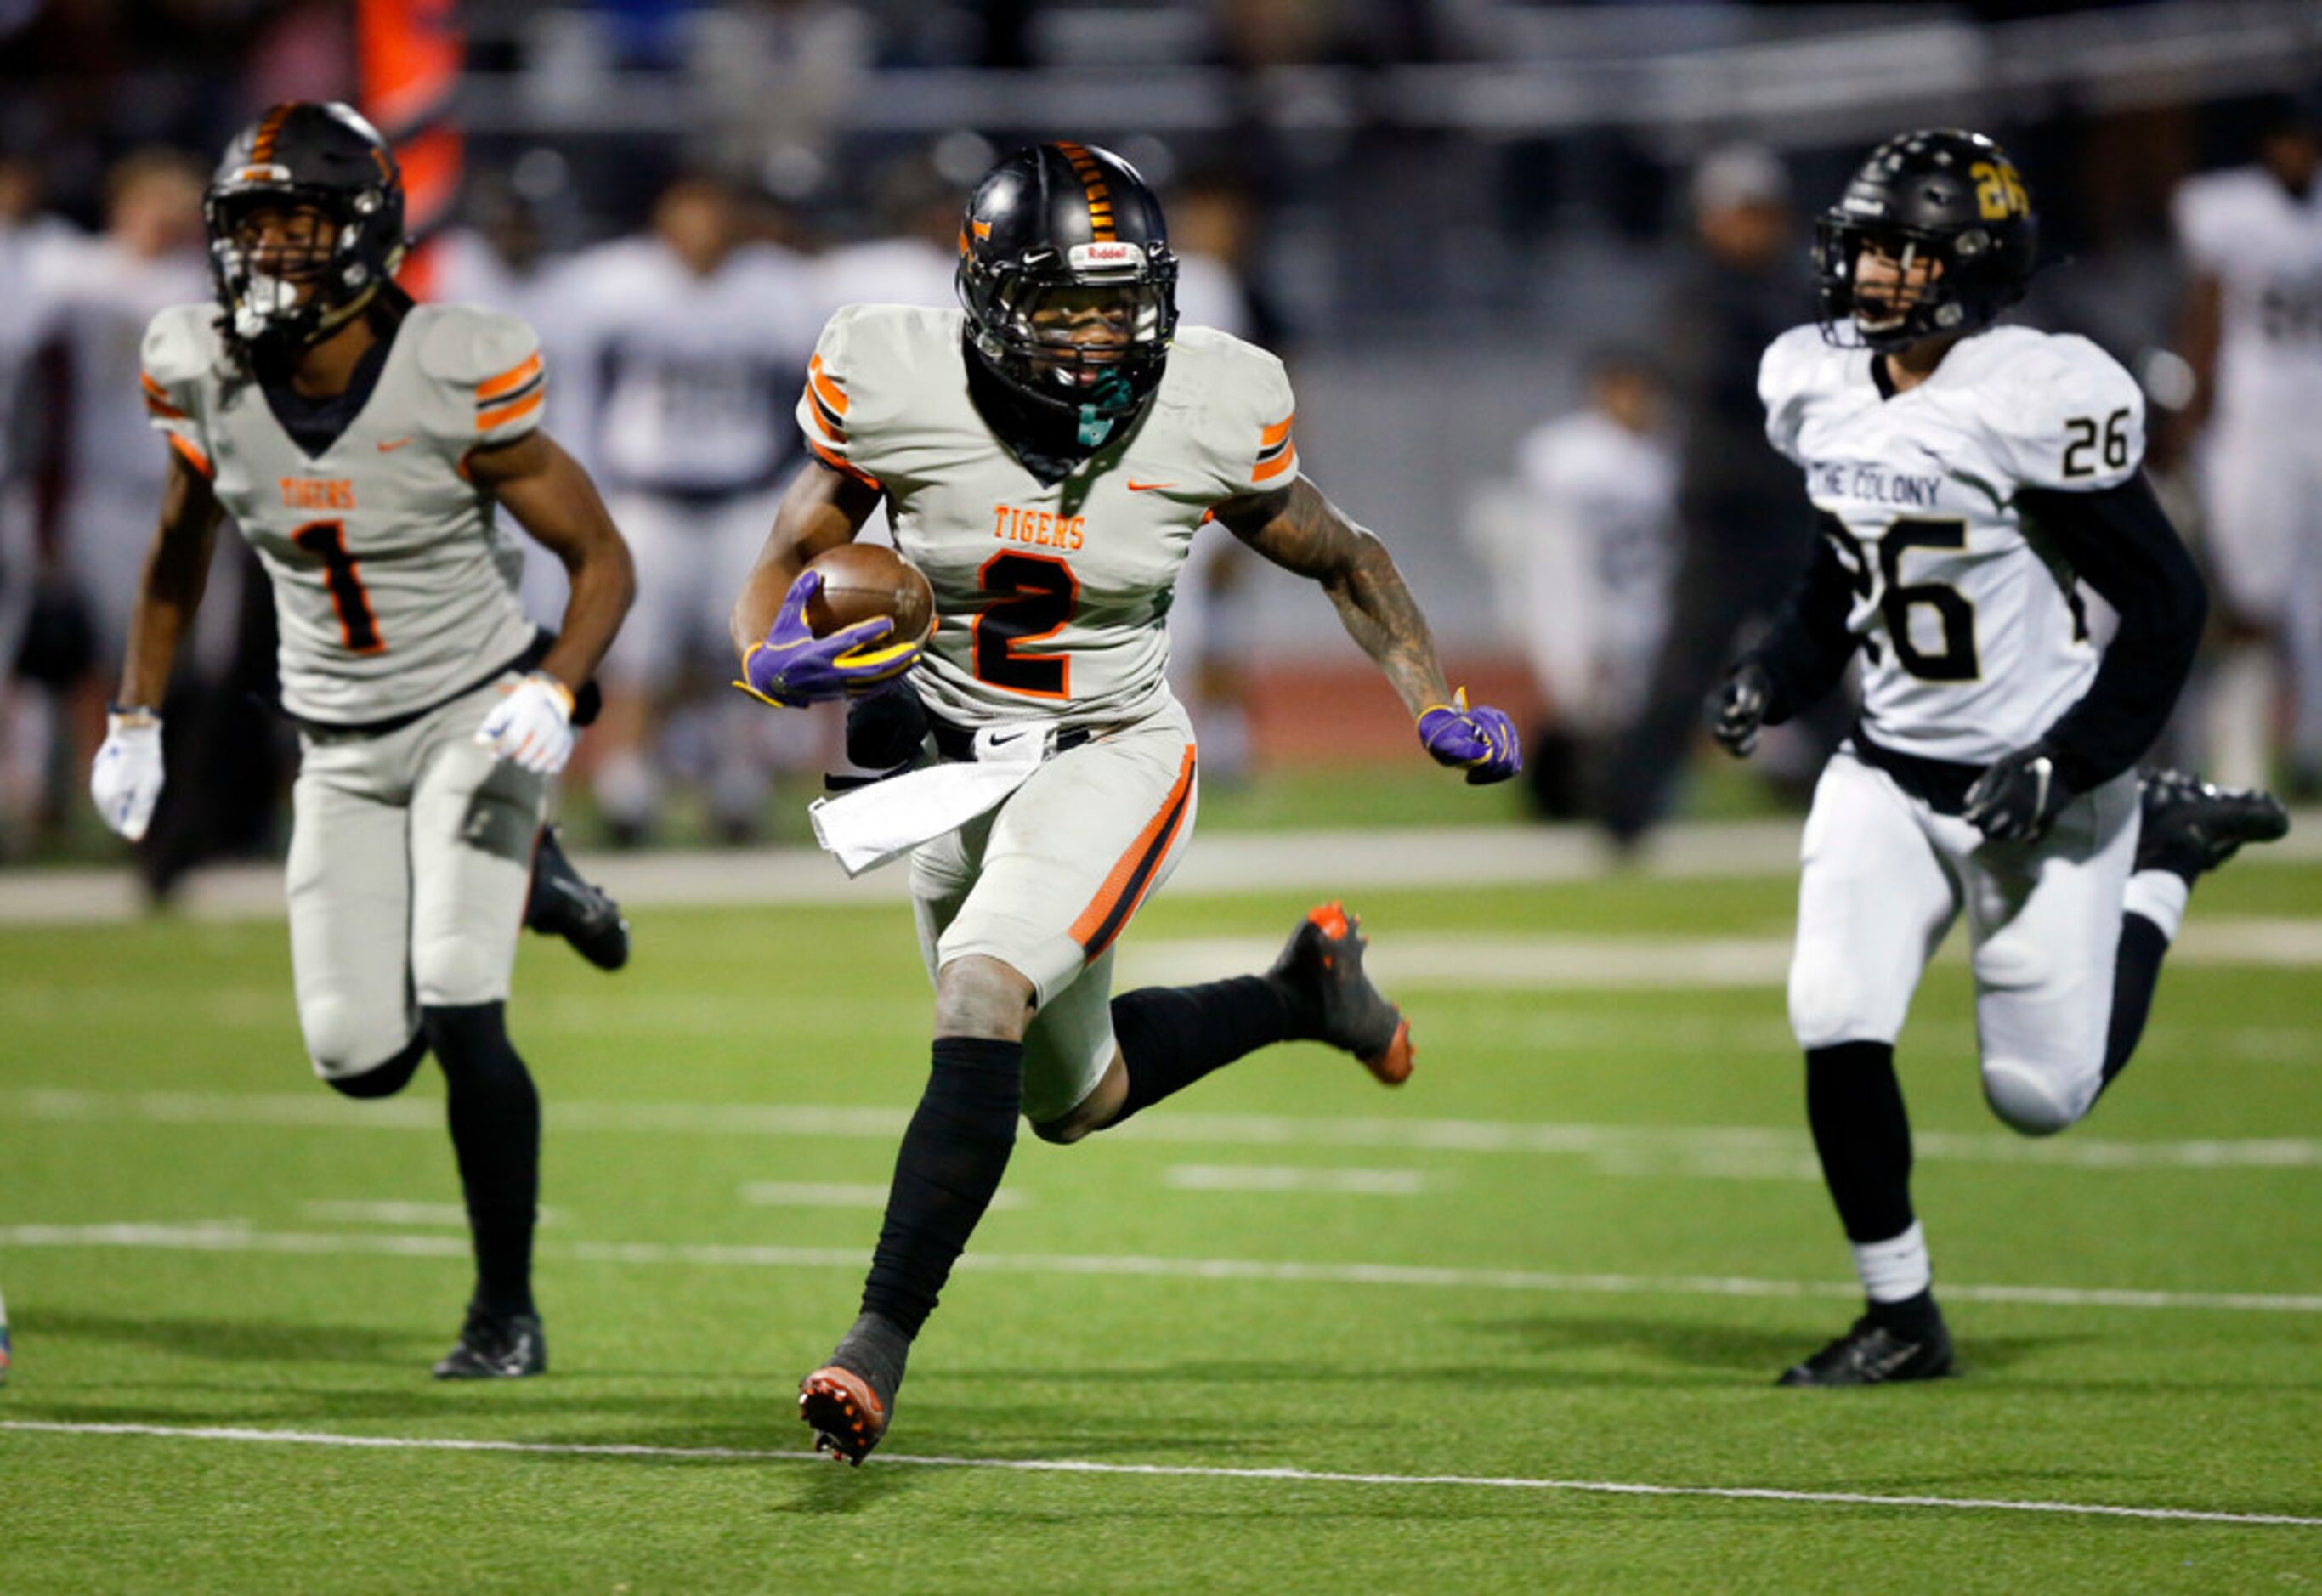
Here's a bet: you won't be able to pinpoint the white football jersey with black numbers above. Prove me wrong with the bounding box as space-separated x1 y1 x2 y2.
141 302 544 724
1760 322 2147 765
2172 167 2322 424
796 304 1298 732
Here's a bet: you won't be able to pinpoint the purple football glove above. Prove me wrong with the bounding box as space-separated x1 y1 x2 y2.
1417 688 1523 785
734 569 924 709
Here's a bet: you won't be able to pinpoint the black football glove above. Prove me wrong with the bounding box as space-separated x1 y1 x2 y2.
1962 741 2075 843
1708 662 1774 758
845 677 929 771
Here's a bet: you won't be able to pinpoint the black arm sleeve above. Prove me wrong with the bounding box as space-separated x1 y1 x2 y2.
2016 474 2207 793
1744 517 1860 724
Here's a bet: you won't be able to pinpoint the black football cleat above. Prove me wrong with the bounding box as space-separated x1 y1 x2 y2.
526 825 630 971
1776 1312 1952 1388
799 1312 909 1465
2134 768 2291 880
1271 901 1413 1085
432 1309 547 1380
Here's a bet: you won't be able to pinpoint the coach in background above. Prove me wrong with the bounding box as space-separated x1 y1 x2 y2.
1711 129 2287 1388
1599 144 1832 847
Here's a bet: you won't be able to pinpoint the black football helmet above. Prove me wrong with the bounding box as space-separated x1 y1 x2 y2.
1814 128 2038 352
956 143 1177 433
205 101 407 359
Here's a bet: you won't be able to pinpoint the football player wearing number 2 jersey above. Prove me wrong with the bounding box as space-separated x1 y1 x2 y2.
730 144 1521 1463
89 104 638 1378
1711 130 2289 1386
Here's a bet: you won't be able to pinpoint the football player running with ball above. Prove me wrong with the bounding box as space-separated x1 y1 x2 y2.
731 143 1521 1462
89 104 637 1378
1710 129 2289 1386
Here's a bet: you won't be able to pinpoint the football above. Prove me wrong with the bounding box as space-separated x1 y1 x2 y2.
803 543 935 644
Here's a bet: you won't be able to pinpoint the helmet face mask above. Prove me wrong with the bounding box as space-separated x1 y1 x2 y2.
1815 128 2036 354
957 144 1178 436
205 103 406 364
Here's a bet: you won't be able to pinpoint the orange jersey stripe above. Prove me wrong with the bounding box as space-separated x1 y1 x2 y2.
476 352 543 402
142 376 188 421
476 388 546 432
807 354 848 416
1260 414 1294 447
1250 444 1297 484
802 383 846 443
807 437 881 491
1069 744 1198 957
167 432 214 479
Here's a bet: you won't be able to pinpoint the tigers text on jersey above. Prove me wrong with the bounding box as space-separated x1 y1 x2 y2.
141 301 543 725
797 304 1298 731
1759 322 2146 766
2172 167 2322 423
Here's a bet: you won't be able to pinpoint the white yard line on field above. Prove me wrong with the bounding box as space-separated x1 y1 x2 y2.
2 1419 2315 1528
1 1223 2314 1316
4 812 2317 925
10 1087 2322 1173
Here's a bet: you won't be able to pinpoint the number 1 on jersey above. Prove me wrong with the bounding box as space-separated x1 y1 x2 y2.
292 519 385 654
973 552 1077 699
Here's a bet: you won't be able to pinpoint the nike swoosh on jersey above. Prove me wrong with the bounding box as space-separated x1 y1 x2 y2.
377 435 416 452
1125 479 1175 491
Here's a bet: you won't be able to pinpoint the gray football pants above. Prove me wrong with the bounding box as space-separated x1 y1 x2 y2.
286 677 546 1080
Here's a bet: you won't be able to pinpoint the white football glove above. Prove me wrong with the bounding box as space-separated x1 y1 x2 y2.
90 710 166 842
474 671 575 775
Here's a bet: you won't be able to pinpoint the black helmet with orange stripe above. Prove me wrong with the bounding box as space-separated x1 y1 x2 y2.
205 101 407 363
957 143 1178 435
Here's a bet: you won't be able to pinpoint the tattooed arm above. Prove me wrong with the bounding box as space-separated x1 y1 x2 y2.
1213 475 1521 781
1212 476 1453 716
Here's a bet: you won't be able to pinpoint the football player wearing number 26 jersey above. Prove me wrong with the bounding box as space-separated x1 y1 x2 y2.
1710 130 2289 1386
730 144 1521 1463
89 104 638 1380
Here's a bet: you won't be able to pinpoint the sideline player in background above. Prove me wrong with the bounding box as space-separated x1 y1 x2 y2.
89 103 637 1378
731 143 1521 1462
2169 92 2322 795
1712 129 2289 1386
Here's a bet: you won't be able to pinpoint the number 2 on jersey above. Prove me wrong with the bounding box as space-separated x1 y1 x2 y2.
973 552 1077 699
292 519 386 654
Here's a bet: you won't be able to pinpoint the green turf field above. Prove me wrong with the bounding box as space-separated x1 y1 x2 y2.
3 857 2319 1591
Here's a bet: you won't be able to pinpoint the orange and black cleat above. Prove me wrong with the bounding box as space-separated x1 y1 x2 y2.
1271 900 1413 1085
798 1311 909 1465
798 1365 890 1465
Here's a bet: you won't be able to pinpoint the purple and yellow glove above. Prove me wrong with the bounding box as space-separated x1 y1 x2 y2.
733 569 926 709
1417 688 1523 785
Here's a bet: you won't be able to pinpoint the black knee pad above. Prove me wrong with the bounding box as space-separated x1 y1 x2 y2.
326 1033 429 1099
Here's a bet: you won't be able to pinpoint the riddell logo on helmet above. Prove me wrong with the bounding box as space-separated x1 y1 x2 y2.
1069 241 1140 270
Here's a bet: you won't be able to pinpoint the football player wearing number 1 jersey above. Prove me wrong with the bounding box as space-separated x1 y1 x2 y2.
1710 129 2289 1386
730 143 1521 1463
88 104 638 1378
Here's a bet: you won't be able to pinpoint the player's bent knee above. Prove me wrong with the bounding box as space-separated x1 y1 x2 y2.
1029 1112 1091 1146
934 955 1038 1042
322 1031 429 1099
1788 975 1892 1054
1980 1057 2082 1137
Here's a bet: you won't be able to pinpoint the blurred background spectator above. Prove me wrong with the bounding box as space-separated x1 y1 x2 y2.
2 0 2316 862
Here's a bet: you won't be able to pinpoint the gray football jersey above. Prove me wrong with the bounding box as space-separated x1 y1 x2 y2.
796 304 1297 731
1759 322 2146 765
143 302 544 724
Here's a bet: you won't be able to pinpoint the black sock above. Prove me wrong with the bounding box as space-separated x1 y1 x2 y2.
859 1036 1022 1338
423 1002 540 1321
1804 1040 1917 1246
1109 976 1295 1123
2099 912 2172 1092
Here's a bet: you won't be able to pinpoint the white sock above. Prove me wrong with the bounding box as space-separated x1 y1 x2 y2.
2123 869 2191 942
1853 1221 1932 1303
